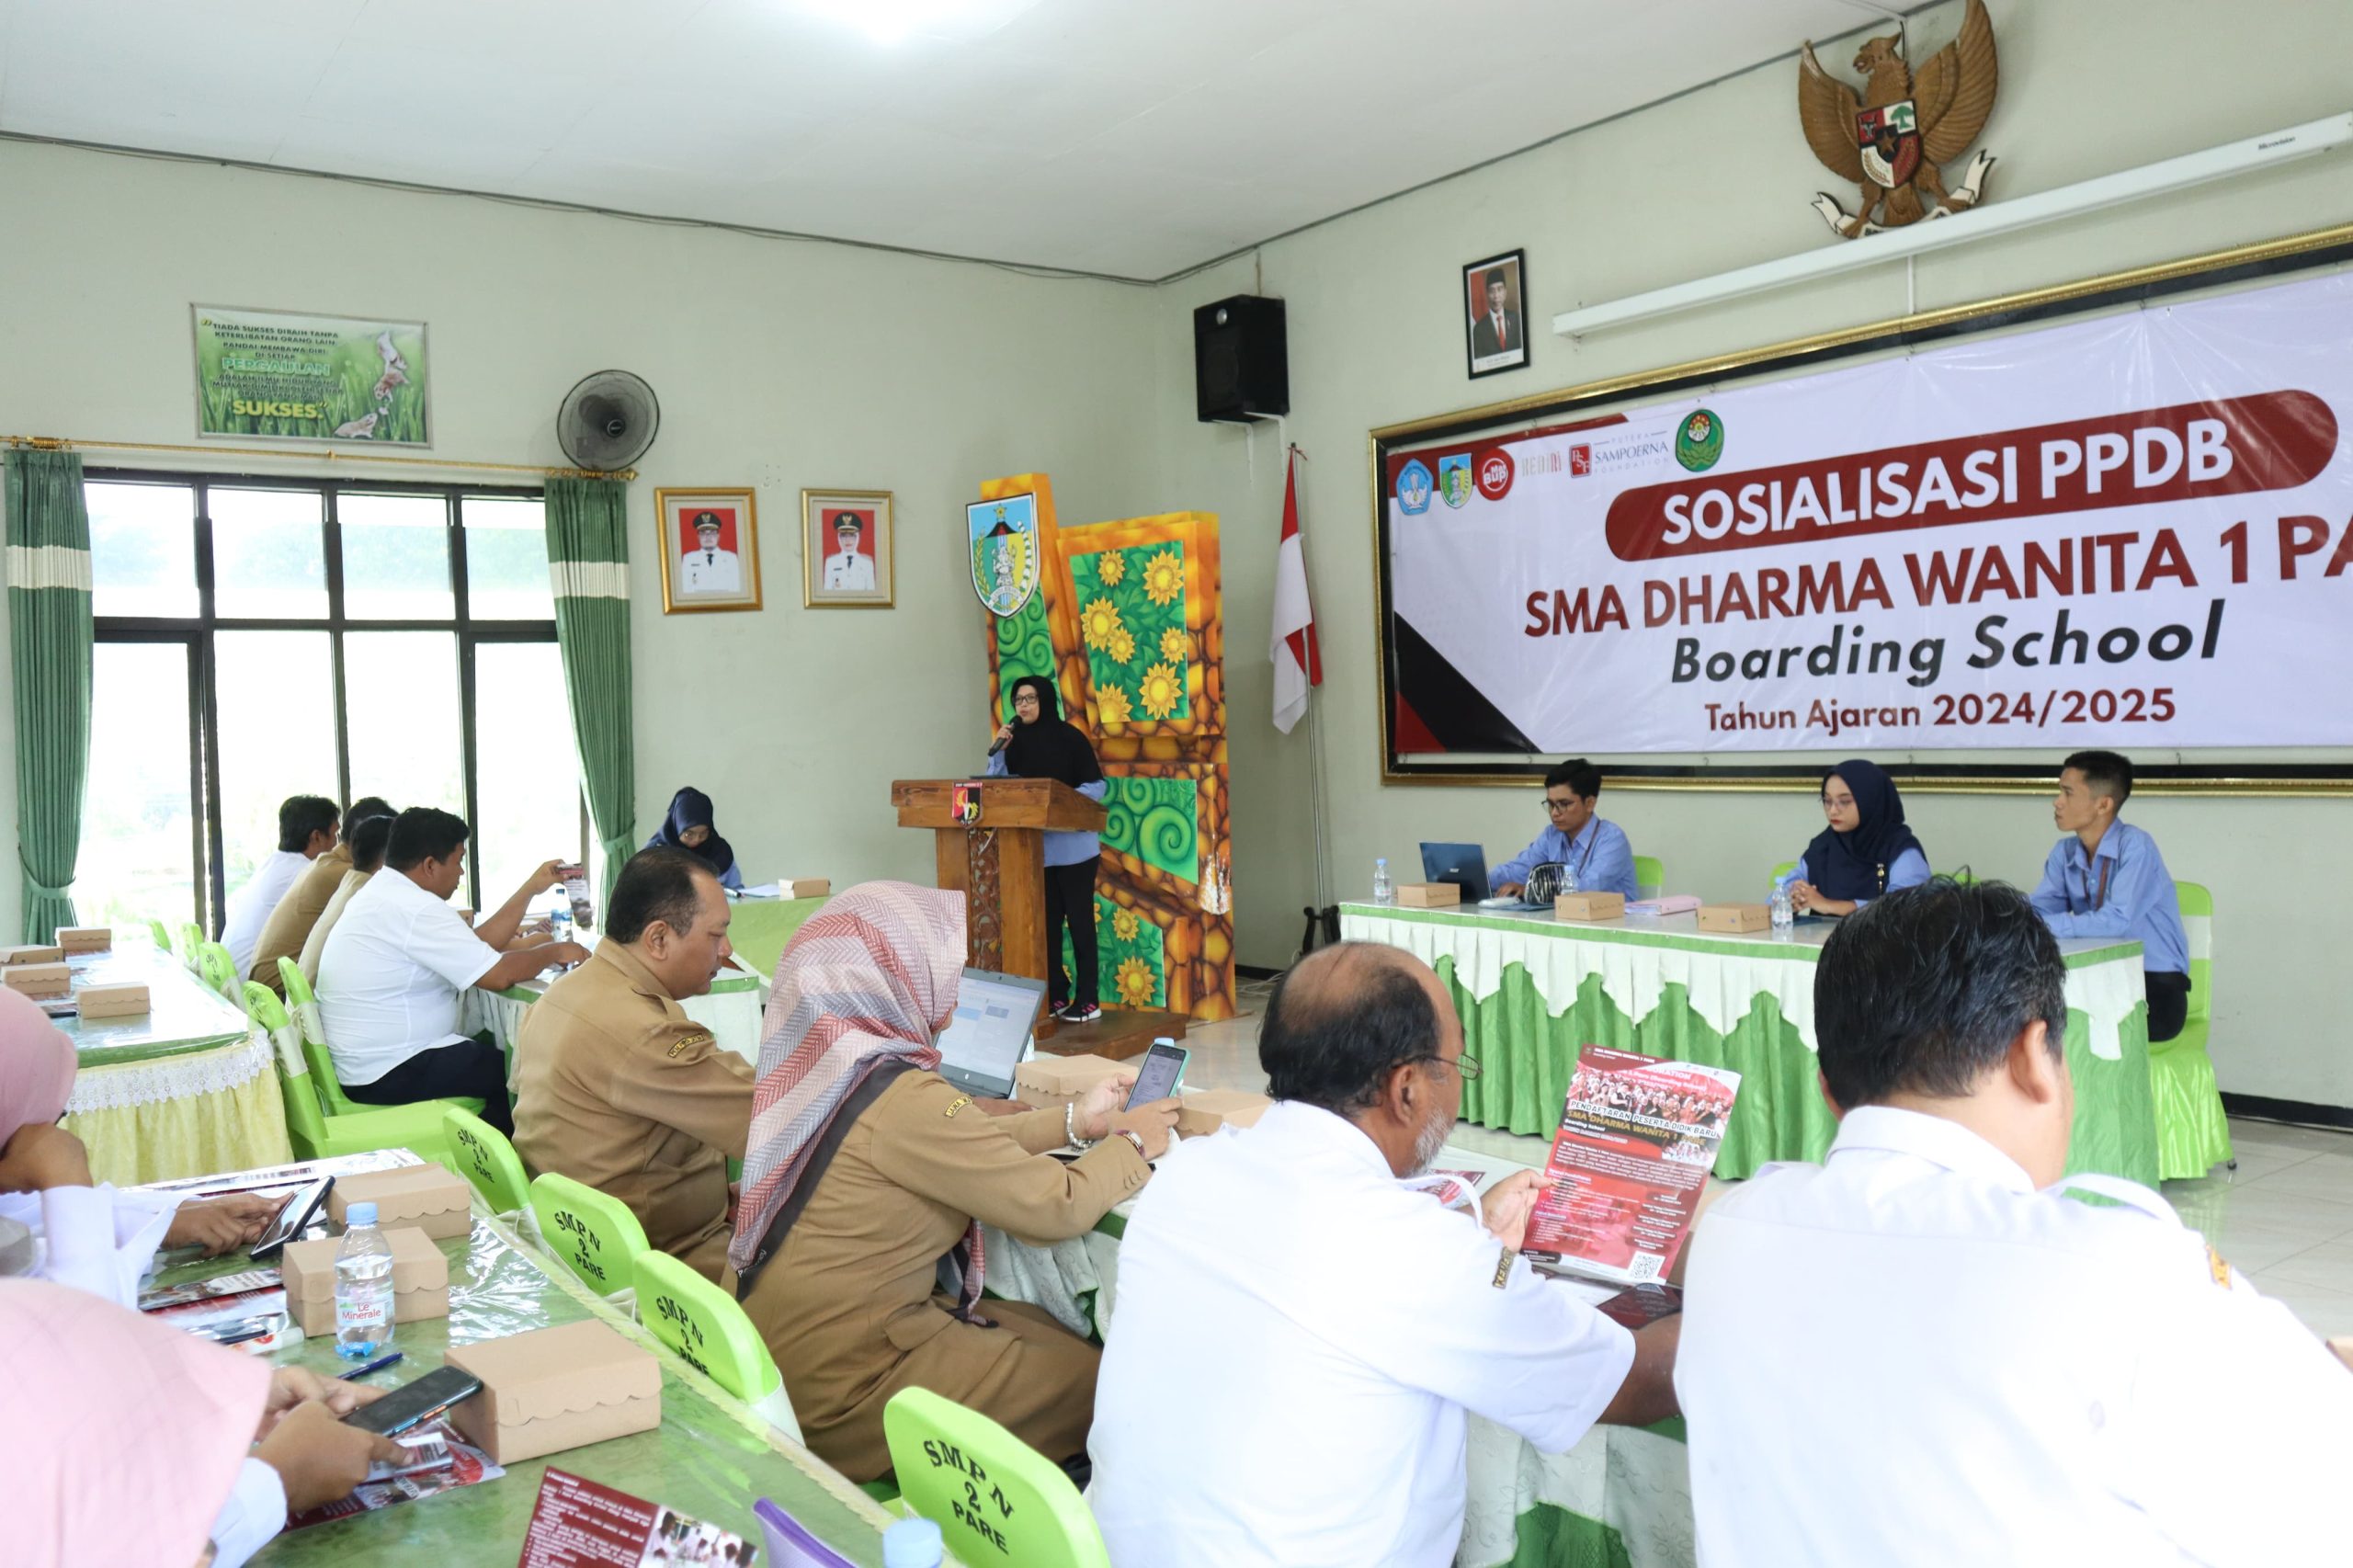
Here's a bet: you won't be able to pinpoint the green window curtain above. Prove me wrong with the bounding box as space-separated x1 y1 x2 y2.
6 449 94 942
544 477 635 909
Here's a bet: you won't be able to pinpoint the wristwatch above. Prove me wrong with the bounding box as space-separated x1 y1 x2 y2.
1113 1129 1149 1160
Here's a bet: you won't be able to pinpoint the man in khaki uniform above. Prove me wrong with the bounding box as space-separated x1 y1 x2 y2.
513 846 748 1282
738 1063 1178 1482
250 795 392 991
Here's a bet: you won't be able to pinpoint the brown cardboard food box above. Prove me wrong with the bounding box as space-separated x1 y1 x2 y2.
279 1227 449 1335
1697 903 1771 934
776 878 832 898
2330 1336 2353 1373
1014 1052 1127 1110
444 1319 662 1464
1554 892 1627 922
56 926 111 954
1394 881 1461 908
327 1165 472 1241
75 983 150 1020
0 945 64 967
3 962 70 998
1175 1089 1273 1137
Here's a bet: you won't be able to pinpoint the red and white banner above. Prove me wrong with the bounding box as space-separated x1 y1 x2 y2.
1383 270 2353 754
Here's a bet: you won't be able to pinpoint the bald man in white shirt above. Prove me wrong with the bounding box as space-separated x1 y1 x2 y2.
1088 942 1678 1568
1677 880 2353 1567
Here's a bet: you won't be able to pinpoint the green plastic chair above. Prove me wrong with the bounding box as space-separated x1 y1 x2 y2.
529 1172 649 1299
634 1250 802 1444
146 918 174 953
278 959 476 1165
194 940 239 1001
1632 855 1665 900
2152 881 2233 1180
443 1106 531 1215
1771 860 1797 884
244 983 449 1164
884 1386 1110 1568
177 922 204 971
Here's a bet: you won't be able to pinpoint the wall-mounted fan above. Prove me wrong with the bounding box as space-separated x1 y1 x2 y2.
557 369 660 472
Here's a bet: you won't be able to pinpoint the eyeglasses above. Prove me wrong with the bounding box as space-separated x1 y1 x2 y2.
1541 798 1579 815
1419 1051 1482 1081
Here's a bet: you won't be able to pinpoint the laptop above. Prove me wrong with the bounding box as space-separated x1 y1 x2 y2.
1419 841 1549 911
935 968 1048 1099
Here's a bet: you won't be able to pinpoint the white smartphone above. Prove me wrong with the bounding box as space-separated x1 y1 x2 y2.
1123 1040 1189 1110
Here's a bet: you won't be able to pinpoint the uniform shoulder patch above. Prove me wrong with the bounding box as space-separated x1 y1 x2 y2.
1492 1246 1514 1290
2206 1243 2234 1289
943 1094 974 1119
665 1029 714 1060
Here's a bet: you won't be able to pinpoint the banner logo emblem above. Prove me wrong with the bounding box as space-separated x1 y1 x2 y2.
968 494 1040 618
1856 99 1922 188
1475 448 1516 501
1396 459 1434 516
1676 410 1724 472
1438 454 1472 508
1570 444 1593 477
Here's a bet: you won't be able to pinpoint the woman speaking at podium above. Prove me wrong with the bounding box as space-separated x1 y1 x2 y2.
987 675 1108 1023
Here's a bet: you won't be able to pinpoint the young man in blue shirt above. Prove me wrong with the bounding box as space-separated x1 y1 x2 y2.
2026 750 2191 1041
1492 759 1640 901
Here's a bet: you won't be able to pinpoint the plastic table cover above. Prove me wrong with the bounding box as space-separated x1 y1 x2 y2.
141 1152 901 1567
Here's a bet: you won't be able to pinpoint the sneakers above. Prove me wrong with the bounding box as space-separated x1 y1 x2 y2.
1059 1002 1103 1024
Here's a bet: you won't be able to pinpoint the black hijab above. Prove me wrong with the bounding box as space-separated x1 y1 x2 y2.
1801 758 1924 901
1002 676 1102 789
651 786 736 877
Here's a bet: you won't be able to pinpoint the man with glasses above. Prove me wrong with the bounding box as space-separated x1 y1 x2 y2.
1492 758 1639 900
1088 941 1680 1568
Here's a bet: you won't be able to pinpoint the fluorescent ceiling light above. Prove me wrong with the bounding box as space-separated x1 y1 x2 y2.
1552 112 2353 337
793 0 986 46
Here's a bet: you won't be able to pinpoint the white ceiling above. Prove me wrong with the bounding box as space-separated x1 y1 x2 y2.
0 0 1889 279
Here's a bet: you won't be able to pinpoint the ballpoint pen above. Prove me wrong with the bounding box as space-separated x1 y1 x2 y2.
338 1351 404 1381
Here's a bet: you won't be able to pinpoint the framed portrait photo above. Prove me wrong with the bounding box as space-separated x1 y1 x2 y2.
801 488 895 608
1463 249 1529 379
654 487 762 613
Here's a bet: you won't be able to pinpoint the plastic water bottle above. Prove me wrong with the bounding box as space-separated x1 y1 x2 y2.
1769 879 1795 936
1372 858 1396 906
1559 864 1580 898
883 1517 944 1568
548 902 573 944
334 1200 395 1359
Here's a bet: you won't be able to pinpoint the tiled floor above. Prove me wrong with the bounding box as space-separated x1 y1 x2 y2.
1188 983 2353 1339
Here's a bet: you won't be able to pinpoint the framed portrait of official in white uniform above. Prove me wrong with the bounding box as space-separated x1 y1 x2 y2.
801 487 894 608
654 486 762 614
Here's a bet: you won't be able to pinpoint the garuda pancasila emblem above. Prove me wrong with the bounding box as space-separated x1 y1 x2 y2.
1800 0 1999 238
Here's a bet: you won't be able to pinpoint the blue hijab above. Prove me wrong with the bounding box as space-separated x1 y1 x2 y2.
647 786 735 878
1802 759 1923 902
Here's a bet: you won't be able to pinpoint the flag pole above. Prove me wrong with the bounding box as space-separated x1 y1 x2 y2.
1292 443 1333 914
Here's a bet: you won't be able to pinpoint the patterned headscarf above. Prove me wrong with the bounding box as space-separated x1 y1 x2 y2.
730 881 972 1295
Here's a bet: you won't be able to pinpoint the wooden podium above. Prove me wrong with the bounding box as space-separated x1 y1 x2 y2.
891 778 1186 1057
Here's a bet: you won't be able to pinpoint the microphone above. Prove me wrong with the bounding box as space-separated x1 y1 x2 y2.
987 732 1011 757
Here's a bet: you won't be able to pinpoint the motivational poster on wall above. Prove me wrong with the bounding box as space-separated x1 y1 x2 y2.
191 304 430 446
1381 269 2353 757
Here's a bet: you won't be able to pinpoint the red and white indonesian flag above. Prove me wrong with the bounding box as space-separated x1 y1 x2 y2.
1271 447 1322 733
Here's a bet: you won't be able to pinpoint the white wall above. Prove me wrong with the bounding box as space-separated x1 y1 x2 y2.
1161 0 2353 1108
0 137 1161 939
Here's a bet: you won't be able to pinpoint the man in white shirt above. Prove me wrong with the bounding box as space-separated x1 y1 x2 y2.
1089 942 1678 1568
1677 879 2353 1567
678 510 742 597
220 794 338 977
316 807 584 1134
821 511 875 592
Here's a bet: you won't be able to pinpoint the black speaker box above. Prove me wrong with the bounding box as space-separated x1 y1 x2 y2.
1193 295 1289 423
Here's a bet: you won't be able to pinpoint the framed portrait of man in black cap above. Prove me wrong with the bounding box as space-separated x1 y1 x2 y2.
801 487 894 608
654 486 763 612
